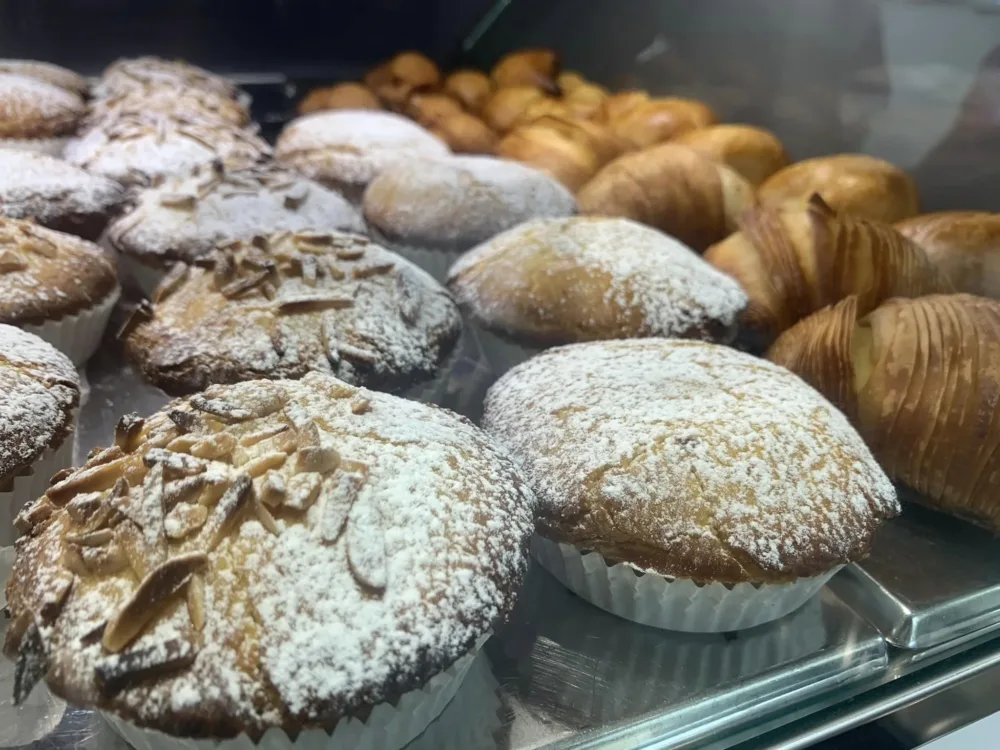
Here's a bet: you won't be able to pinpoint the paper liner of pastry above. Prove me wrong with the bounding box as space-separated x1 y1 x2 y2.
22 285 120 365
0 628 68 746
113 252 171 298
102 634 490 750
0 137 69 157
531 535 842 633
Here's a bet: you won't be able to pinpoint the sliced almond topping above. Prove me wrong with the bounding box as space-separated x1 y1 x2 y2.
95 639 196 697
317 471 362 543
15 497 56 535
335 246 365 261
258 471 287 507
114 522 149 579
38 571 75 624
338 342 379 367
158 192 197 210
66 492 104 525
276 292 354 313
0 249 27 273
65 528 114 547
296 445 340 475
351 396 371 415
347 495 386 592
164 503 208 540
295 230 333 245
325 261 347 281
252 497 280 535
166 434 199 453
282 182 309 209
198 473 232 507
190 432 237 460
85 446 125 469
212 251 235 289
48 467 75 487
248 386 287 418
47 460 127 505
283 472 321 511
144 448 208 477
167 408 199 432
296 421 321 448
239 423 289 447
300 254 318 286
243 451 287 478
187 574 206 631
62 541 128 577
220 269 270 298
190 395 253 423
114 413 145 452
24 237 57 258
352 261 395 279
102 552 208 653
162 476 206 511
200 473 253 551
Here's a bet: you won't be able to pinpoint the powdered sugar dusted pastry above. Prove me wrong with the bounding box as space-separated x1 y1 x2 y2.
0 149 126 241
448 217 748 346
0 324 78 543
363 155 576 254
0 60 88 97
108 163 364 291
65 112 269 187
484 339 899 584
124 231 461 395
86 87 251 129
275 111 450 202
0 73 84 154
6 372 534 740
95 56 241 101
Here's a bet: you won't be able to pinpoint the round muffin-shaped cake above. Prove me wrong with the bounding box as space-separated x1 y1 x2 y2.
0 148 126 241
6 373 535 739
0 73 84 152
275 111 450 201
0 60 88 97
124 231 461 395
484 339 899 585
447 216 748 346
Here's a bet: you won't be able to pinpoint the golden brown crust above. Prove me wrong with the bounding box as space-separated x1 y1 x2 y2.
0 73 84 139
426 112 496 154
675 124 790 186
297 83 382 116
496 124 600 191
895 212 1000 298
561 81 608 120
0 60 88 97
577 142 755 252
87 88 250 128
443 70 493 113
607 97 717 150
759 154 920 224
595 90 650 123
704 197 952 348
530 116 625 166
405 92 465 127
0 218 117 325
491 49 560 93
482 86 548 133
365 52 441 112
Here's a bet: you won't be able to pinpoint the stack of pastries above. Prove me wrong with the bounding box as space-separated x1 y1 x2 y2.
1 45 1000 750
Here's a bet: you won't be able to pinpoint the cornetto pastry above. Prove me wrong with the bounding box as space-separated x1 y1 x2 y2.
0 324 78 546
447 217 747 372
768 294 1000 532
86 86 251 129
297 83 382 116
363 51 442 111
894 211 1000 298
363 155 576 279
0 217 119 363
275 111 450 203
482 86 548 134
0 148 126 241
65 112 270 187
758 154 919 224
107 163 364 294
490 49 560 93
577 142 756 252
443 70 493 113
425 112 497 154
0 73 85 155
0 60 88 97
675 124 790 187
705 195 952 349
123 231 461 396
484 339 898 629
495 123 601 191
606 97 718 150
5 372 535 741
95 56 242 102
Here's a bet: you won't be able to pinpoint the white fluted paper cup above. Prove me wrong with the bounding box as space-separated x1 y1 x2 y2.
23 286 120 365
113 253 171 298
531 535 841 633
102 635 488 750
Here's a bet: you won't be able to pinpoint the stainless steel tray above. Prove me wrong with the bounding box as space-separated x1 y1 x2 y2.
829 492 1000 650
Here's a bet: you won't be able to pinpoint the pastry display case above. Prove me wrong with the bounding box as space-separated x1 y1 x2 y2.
4 1 1000 750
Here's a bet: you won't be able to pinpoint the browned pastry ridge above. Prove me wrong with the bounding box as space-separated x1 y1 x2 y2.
443 69 493 112
364 51 442 111
577 142 755 252
704 195 953 348
895 211 1000 298
297 83 382 116
675 124 790 186
0 72 84 139
495 123 601 191
606 97 718 150
768 294 1000 532
490 49 561 93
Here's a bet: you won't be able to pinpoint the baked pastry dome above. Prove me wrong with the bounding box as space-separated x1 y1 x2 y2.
0 60 88 97
107 163 364 268
0 217 117 325
95 56 241 101
363 155 576 251
124 231 461 395
0 73 84 140
0 324 78 491
0 148 125 240
5 373 535 737
86 86 251 129
483 339 898 584
447 217 748 345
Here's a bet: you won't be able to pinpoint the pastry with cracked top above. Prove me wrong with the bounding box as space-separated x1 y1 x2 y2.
0 72 85 155
107 163 364 295
5 373 535 746
0 217 119 364
0 324 79 546
0 148 126 241
483 339 899 631
0 60 88 98
94 56 243 102
85 86 251 130
123 230 461 396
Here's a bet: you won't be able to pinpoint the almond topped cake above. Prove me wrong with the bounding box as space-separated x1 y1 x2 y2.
5 373 535 739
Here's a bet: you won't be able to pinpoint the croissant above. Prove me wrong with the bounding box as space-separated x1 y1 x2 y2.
364 51 442 111
297 83 382 115
608 98 718 150
759 154 920 224
443 69 493 112
482 86 548 132
491 48 560 93
675 124 789 186
895 211 1000 298
556 70 587 93
576 142 754 252
768 294 1000 532
405 92 465 127
495 123 600 191
562 82 608 119
512 98 578 128
530 116 625 166
704 196 953 348
428 112 497 154
596 90 650 122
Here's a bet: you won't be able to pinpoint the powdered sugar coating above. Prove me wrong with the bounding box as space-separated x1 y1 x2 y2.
108 163 364 265
0 148 125 228
95 57 240 101
275 111 450 194
363 155 577 250
483 339 899 583
64 113 270 187
448 216 748 345
0 60 88 97
8 374 534 737
0 73 83 139
0 323 79 481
